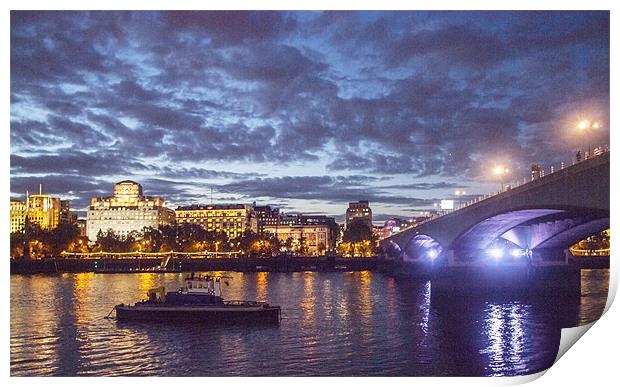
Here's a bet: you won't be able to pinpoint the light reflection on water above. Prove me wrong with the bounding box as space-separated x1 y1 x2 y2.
10 269 608 376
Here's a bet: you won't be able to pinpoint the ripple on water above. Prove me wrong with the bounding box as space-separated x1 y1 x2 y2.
10 270 608 376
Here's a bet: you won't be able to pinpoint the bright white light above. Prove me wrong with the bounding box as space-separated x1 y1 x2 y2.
428 250 438 259
578 119 591 130
510 249 523 258
493 165 509 175
440 200 454 210
488 248 504 259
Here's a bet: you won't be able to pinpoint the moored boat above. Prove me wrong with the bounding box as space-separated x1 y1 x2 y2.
114 273 281 324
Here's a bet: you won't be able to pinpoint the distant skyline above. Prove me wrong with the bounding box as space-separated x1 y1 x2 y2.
10 11 610 221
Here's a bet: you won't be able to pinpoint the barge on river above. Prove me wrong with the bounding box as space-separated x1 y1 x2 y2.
114 273 281 324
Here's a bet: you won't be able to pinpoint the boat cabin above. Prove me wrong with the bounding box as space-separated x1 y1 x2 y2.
183 274 227 297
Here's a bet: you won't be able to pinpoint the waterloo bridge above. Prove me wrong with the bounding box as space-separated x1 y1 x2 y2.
380 151 610 297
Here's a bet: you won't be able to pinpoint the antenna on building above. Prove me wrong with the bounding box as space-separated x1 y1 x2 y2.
211 186 213 204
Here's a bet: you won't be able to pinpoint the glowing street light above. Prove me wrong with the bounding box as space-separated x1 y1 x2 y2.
577 119 590 130
493 165 509 176
577 119 600 157
493 165 510 192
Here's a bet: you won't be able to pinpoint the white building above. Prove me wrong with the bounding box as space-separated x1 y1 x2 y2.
264 224 331 256
86 180 175 241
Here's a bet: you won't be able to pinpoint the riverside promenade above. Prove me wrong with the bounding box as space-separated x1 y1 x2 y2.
10 255 377 274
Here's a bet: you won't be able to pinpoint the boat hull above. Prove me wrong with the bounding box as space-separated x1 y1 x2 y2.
115 304 281 324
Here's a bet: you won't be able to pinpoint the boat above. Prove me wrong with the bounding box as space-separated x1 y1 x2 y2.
114 273 281 324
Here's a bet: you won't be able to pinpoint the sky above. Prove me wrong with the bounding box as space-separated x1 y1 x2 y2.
9 10 610 223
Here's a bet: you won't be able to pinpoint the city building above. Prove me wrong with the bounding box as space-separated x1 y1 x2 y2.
264 224 332 256
10 187 64 233
60 200 77 225
86 180 175 241
279 213 338 250
345 200 372 230
27 193 61 230
76 219 87 237
253 205 280 234
175 204 255 240
10 200 26 234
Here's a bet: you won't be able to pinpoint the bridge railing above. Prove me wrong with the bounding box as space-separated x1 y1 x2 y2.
454 144 609 211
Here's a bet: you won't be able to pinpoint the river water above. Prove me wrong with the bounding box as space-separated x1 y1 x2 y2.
10 269 608 377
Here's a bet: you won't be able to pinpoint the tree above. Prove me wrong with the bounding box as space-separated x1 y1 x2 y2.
340 220 377 257
10 232 25 259
65 236 89 254
282 237 294 253
298 236 308 255
47 223 80 256
159 225 177 252
343 220 372 243
317 242 327 256
177 223 207 252
235 230 259 256
93 229 124 252
142 226 163 253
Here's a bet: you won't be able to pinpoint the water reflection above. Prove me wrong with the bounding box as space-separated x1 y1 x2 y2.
10 269 608 376
137 273 157 297
300 272 315 324
256 272 268 302
480 303 529 375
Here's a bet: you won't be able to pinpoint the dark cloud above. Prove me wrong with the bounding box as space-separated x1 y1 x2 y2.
380 182 465 190
216 175 437 207
10 11 609 218
11 151 147 176
161 11 297 47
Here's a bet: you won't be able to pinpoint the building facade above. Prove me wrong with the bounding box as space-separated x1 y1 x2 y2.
253 205 280 234
76 219 87 237
10 189 64 233
27 194 61 230
264 224 332 256
10 200 27 233
60 200 77 225
279 213 338 250
87 181 175 241
345 200 372 230
175 204 254 240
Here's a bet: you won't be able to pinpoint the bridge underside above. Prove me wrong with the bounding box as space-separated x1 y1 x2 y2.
451 207 609 261
393 207 609 263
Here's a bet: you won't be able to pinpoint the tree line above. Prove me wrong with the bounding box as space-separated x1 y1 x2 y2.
10 219 379 259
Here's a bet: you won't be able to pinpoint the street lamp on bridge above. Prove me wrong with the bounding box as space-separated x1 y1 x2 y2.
454 190 466 209
577 119 600 158
493 165 510 192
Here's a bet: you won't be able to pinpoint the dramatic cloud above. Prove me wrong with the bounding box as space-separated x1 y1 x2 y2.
10 11 609 221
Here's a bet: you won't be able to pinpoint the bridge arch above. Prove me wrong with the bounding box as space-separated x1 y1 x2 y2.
402 233 444 263
449 206 609 261
380 152 609 266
